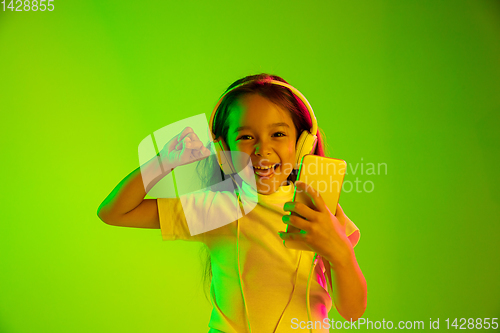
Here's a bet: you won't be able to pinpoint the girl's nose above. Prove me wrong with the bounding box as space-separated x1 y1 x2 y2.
254 142 272 156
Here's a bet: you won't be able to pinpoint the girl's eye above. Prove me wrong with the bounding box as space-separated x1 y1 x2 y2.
238 132 286 140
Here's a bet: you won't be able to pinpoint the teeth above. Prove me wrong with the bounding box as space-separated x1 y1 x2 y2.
254 164 278 170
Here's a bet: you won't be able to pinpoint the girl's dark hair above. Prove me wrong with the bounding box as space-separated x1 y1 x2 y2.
196 73 329 300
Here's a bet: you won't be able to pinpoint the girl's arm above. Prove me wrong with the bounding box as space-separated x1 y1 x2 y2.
97 127 210 228
325 246 367 321
97 152 175 228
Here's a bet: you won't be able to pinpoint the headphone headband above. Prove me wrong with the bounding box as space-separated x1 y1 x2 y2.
208 79 318 141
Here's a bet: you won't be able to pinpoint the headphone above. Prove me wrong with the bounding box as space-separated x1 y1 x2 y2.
208 79 319 174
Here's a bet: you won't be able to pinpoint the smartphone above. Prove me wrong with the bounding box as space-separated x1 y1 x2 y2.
284 154 347 251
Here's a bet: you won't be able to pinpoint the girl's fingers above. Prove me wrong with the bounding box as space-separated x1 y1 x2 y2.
283 201 318 221
184 140 204 150
175 136 190 150
171 127 196 151
335 203 347 226
295 181 328 213
192 148 208 160
282 214 311 232
278 231 306 242
175 138 202 150
201 146 211 155
184 131 201 142
177 139 211 162
164 127 190 152
177 127 194 142
335 203 344 215
167 127 192 151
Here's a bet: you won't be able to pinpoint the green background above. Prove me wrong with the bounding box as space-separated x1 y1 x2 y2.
1 0 499 332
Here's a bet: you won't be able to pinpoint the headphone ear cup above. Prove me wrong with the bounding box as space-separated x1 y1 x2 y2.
295 131 318 169
215 138 236 174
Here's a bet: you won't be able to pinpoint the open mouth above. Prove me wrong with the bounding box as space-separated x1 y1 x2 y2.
253 163 280 178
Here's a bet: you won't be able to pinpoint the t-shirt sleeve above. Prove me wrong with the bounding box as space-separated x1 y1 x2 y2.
157 197 205 242
345 215 360 248
157 190 240 242
340 204 360 248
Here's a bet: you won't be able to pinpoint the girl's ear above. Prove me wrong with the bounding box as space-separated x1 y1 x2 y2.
286 169 298 183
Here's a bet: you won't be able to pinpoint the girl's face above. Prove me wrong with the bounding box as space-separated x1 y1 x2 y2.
226 93 297 195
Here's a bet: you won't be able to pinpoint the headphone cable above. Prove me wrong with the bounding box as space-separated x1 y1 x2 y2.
233 177 252 333
306 253 319 333
272 251 303 332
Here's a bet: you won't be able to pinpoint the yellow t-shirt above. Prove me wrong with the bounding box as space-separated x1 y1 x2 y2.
157 181 360 333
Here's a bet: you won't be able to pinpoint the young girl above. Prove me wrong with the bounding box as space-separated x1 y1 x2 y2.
97 73 367 332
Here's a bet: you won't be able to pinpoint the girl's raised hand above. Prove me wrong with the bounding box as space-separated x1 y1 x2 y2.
160 127 211 169
279 181 354 268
